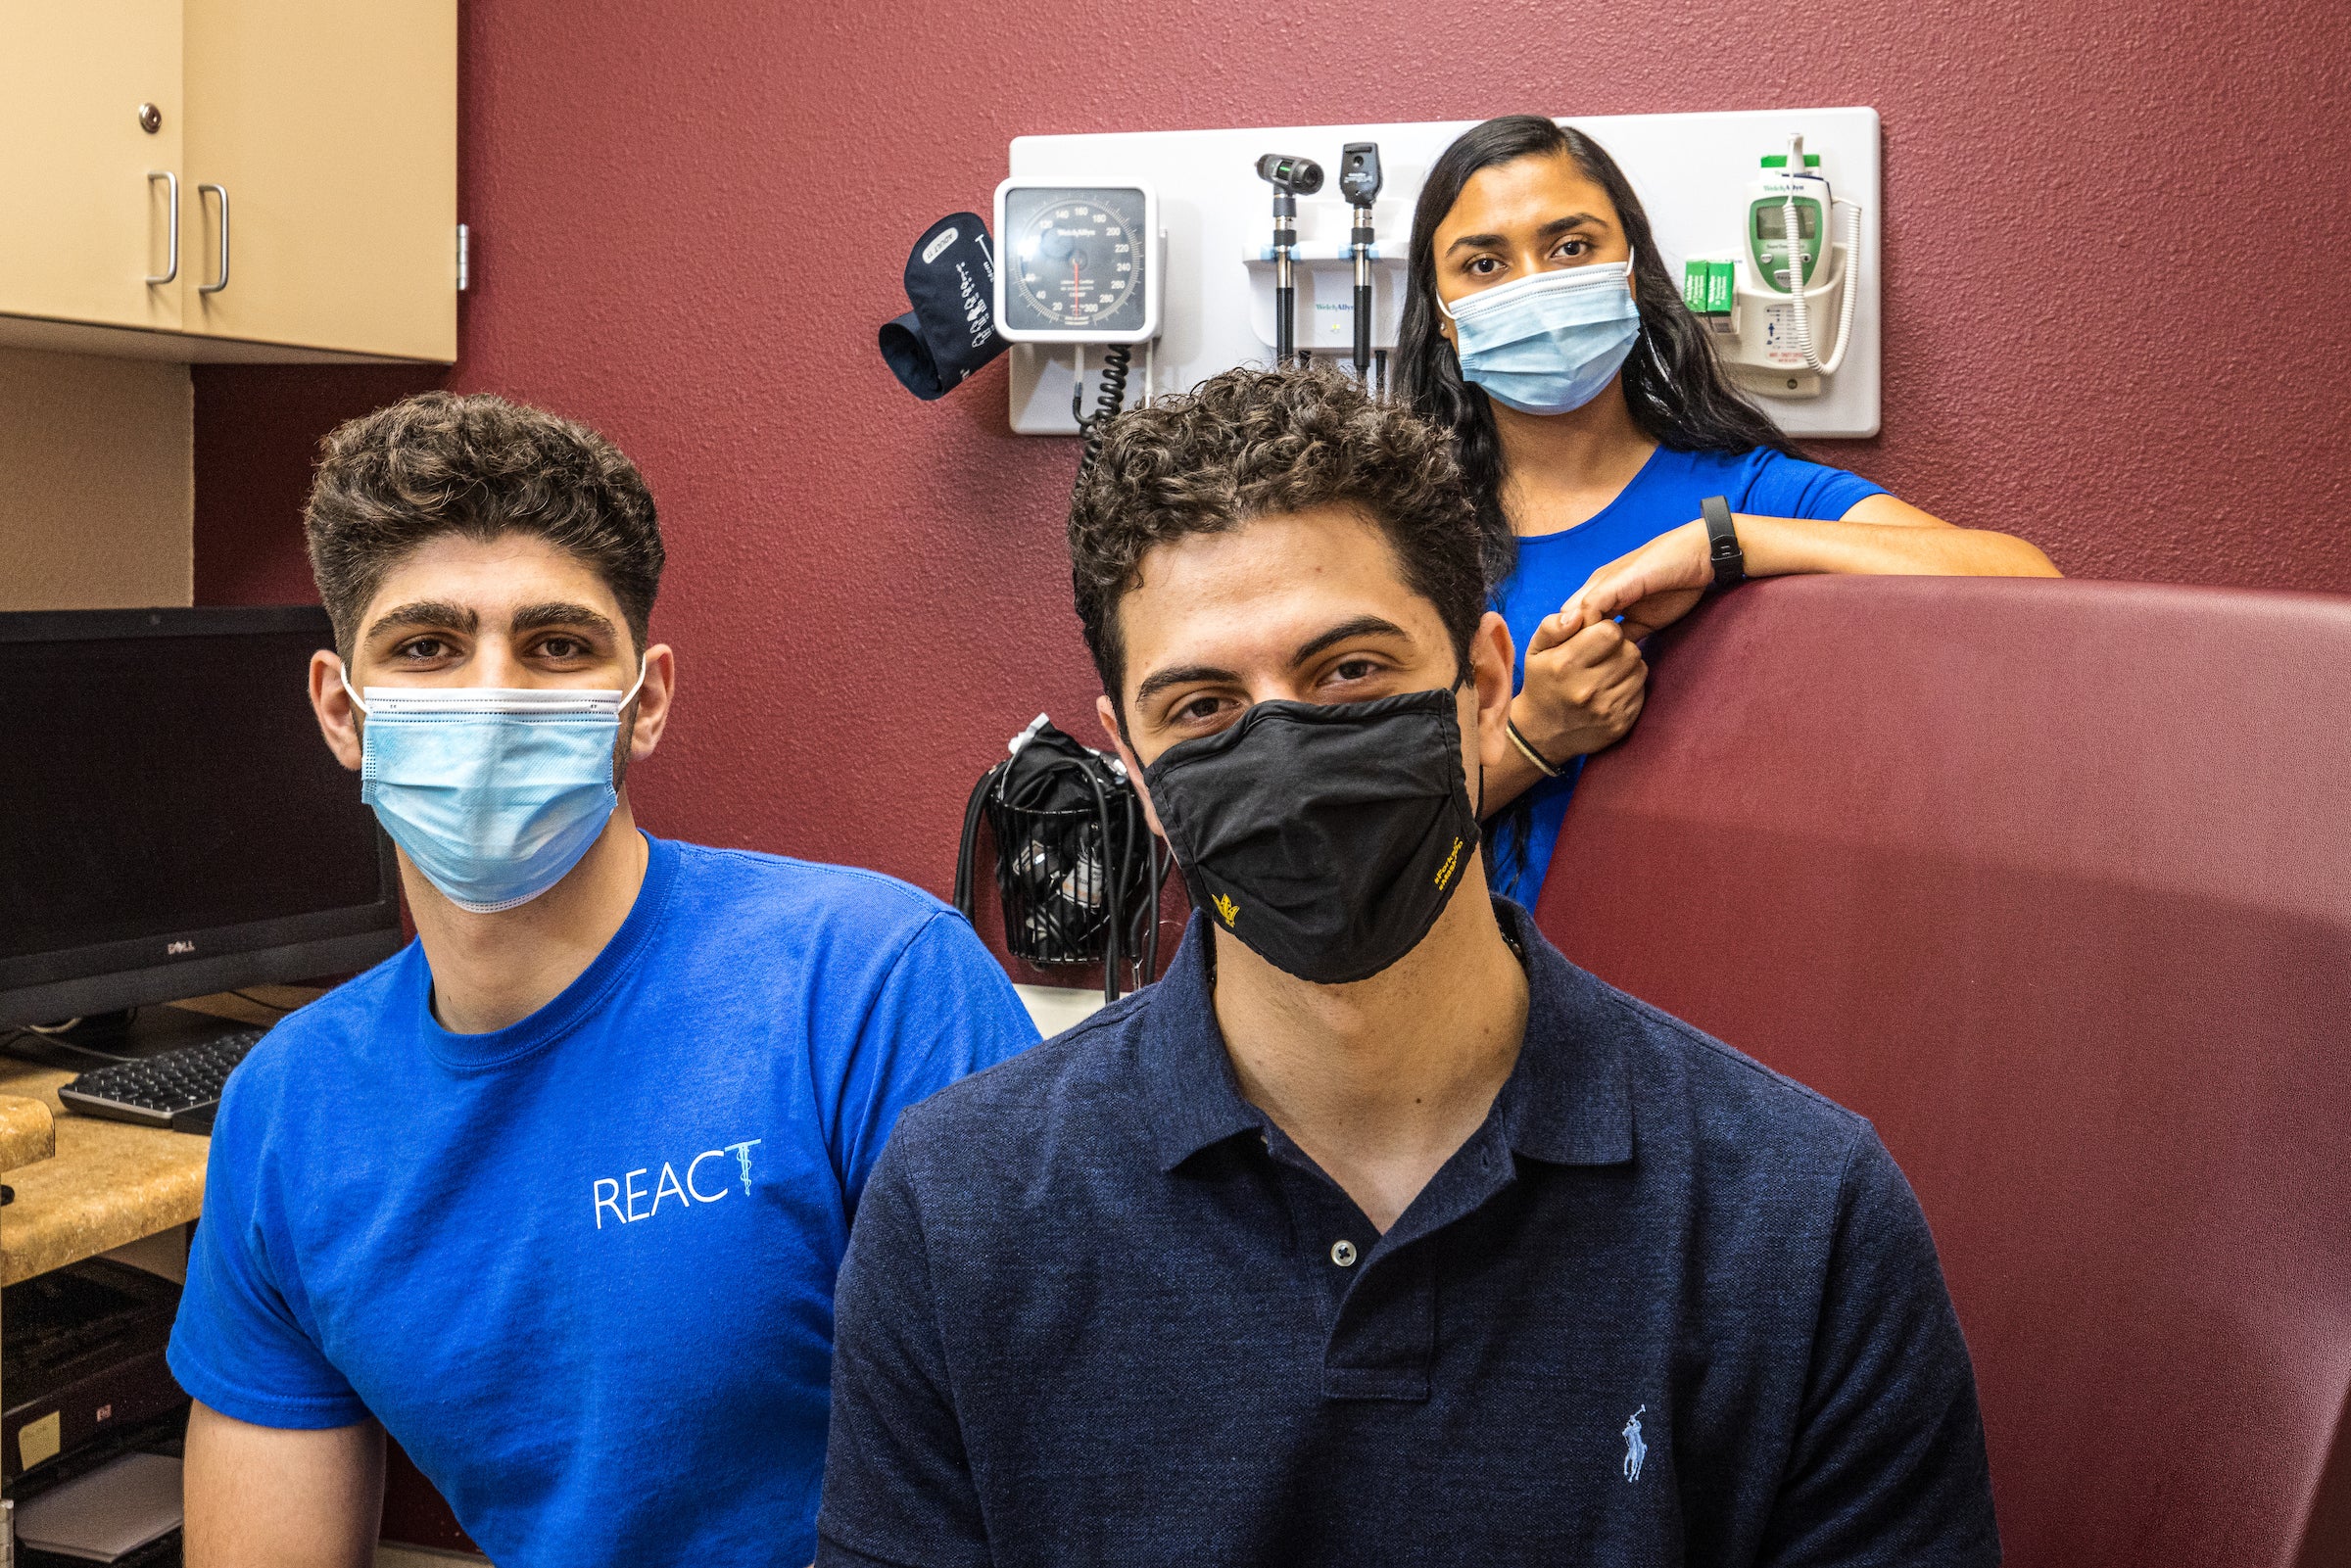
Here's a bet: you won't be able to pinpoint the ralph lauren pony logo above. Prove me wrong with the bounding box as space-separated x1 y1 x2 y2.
1621 1405 1648 1482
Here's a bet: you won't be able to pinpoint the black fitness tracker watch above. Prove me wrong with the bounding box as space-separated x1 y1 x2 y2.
1702 495 1745 590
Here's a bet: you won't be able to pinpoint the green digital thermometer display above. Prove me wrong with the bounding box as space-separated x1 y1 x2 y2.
1749 196 1824 292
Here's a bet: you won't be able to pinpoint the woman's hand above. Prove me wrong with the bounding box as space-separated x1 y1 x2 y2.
1559 520 1712 641
1478 536 1686 818
1481 614 1647 818
1515 613 1649 762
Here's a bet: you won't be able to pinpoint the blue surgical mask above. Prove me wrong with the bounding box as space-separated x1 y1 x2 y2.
342 662 645 914
1441 252 1641 415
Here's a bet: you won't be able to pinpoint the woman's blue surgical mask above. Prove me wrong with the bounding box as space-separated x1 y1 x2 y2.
1441 252 1641 416
341 662 645 914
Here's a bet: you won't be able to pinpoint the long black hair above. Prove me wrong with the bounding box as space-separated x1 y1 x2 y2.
1396 115 1798 588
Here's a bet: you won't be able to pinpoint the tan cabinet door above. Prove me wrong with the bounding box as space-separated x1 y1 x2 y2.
0 1 186 332
180 0 455 360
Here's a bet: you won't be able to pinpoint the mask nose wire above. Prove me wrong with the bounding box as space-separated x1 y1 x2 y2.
338 655 647 719
1438 246 1638 325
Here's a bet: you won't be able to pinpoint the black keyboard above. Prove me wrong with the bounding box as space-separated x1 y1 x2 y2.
58 1028 267 1134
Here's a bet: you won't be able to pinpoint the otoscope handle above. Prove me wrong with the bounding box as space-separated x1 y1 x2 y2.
1273 239 1298 365
1351 219 1374 374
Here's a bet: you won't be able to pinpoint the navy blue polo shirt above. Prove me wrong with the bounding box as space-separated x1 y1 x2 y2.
819 902 1997 1567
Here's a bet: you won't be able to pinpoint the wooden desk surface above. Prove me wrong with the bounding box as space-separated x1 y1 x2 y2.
0 1058 206 1285
0 1093 56 1172
0 987 315 1285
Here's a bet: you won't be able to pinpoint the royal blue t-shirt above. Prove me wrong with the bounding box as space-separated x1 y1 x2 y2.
168 834 1039 1568
1491 444 1884 907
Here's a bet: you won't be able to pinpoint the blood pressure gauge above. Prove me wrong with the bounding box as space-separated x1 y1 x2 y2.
991 180 1160 344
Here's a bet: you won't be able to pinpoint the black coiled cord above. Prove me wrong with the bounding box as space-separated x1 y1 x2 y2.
1073 343 1133 478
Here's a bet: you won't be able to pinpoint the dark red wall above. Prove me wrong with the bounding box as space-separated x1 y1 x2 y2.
195 0 2351 910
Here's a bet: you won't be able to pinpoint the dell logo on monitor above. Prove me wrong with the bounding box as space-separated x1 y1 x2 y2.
166 939 196 956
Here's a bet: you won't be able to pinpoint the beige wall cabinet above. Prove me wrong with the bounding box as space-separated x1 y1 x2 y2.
0 1 187 336
0 0 456 365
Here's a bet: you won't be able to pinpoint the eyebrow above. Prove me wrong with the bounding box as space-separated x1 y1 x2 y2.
509 602 619 640
1131 616 1415 707
1134 661 1241 707
1292 614 1413 664
364 600 478 642
1444 213 1607 256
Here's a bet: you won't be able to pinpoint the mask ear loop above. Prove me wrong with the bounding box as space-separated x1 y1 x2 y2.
338 664 372 718
611 653 650 788
1449 662 1488 820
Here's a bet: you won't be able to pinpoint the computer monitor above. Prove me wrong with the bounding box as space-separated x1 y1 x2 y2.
0 605 404 1031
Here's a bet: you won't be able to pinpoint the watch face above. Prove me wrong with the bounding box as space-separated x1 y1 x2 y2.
1003 187 1147 335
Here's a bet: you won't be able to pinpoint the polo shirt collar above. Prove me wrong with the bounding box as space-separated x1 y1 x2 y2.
1137 901 1634 1173
1491 899 1634 1166
1139 918 1267 1171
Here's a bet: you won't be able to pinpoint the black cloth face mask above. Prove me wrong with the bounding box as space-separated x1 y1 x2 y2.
1143 686 1482 985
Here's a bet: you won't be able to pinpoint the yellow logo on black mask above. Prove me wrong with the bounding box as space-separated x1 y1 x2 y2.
1434 836 1463 891
1212 892 1240 927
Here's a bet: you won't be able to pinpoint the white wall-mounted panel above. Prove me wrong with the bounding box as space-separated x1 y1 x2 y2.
1007 108 1880 439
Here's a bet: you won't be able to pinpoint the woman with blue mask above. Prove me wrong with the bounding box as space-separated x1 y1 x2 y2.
1397 115 2060 909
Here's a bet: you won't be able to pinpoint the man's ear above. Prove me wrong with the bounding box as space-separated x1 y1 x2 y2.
310 650 363 773
626 643 676 762
1469 611 1515 774
1098 693 1168 840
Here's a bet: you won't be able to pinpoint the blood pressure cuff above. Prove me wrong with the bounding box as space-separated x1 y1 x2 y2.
879 212 1007 401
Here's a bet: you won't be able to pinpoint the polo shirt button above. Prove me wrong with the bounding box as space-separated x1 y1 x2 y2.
1329 1240 1358 1267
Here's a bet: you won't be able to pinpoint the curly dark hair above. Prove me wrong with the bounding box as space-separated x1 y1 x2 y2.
305 392 663 661
1069 363 1487 712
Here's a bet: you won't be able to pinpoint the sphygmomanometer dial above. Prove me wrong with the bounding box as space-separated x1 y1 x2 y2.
991 182 1157 342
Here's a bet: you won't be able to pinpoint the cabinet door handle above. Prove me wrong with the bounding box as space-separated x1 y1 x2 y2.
197 182 230 294
145 171 178 285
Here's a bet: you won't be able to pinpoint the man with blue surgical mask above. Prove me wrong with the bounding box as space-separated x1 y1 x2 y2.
168 392 1039 1568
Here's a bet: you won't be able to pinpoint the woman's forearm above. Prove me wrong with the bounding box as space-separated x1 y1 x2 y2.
1736 512 2061 580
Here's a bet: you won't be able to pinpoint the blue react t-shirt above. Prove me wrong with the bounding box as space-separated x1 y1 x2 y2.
168 834 1039 1567
1491 444 1884 908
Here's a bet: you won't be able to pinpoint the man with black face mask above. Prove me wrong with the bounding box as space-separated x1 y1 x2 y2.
817 366 1998 1567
